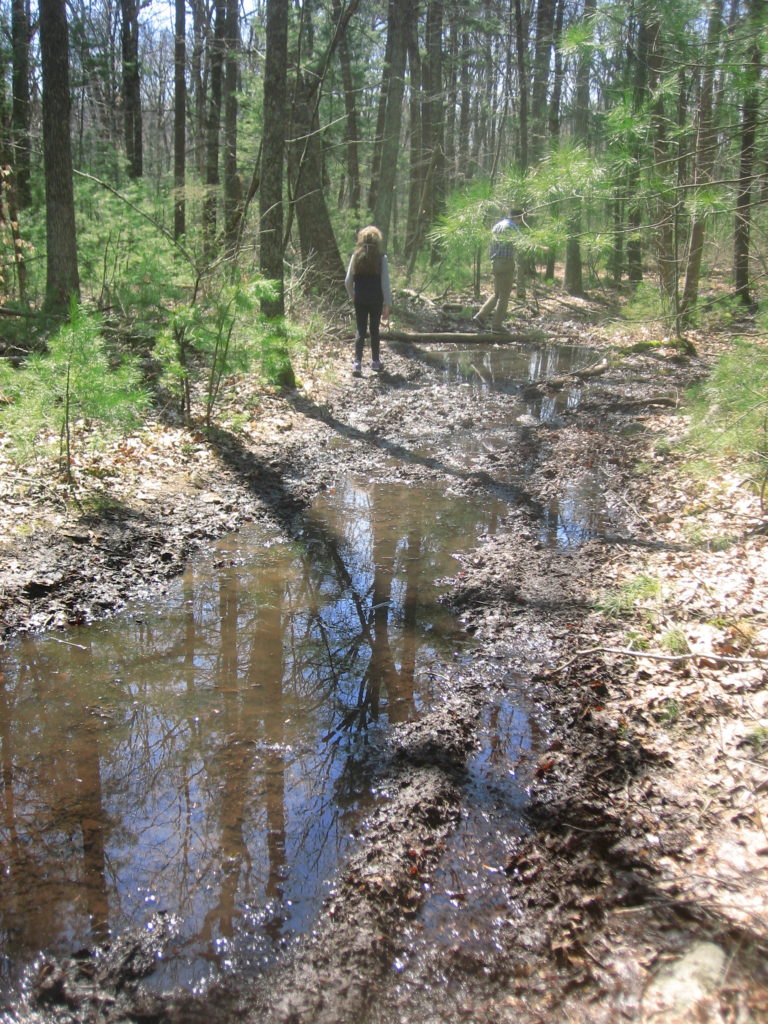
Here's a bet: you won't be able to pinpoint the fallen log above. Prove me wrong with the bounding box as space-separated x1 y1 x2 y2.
382 328 544 345
587 394 679 410
524 357 610 393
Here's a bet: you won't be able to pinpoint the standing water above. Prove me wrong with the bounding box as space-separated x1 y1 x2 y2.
0 340 606 1007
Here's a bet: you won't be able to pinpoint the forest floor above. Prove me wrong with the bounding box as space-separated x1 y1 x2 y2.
2 284 768 1024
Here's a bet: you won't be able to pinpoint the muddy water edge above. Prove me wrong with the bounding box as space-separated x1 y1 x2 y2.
1 335 648 1023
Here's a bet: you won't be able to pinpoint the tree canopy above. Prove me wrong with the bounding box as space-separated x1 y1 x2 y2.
0 0 766 325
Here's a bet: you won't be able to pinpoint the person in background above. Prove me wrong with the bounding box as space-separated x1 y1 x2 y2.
473 209 522 332
345 225 392 375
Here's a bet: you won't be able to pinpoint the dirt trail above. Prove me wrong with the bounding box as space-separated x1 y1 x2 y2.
2 298 767 1023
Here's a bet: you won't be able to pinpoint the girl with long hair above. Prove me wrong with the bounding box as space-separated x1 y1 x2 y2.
344 225 392 375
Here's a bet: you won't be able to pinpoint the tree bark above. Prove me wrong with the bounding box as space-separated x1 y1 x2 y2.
203 0 226 256
372 0 412 245
120 0 143 179
512 0 529 171
530 0 555 163
189 0 208 179
626 16 651 284
734 0 762 306
647 18 678 314
223 0 241 256
286 0 360 288
564 0 595 296
681 0 723 318
289 72 345 287
405 16 423 261
424 0 446 235
174 0 186 240
40 0 79 312
260 0 288 317
334 0 361 212
368 0 396 214
11 0 31 209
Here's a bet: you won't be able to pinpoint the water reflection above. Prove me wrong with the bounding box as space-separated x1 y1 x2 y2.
0 337 612 1008
0 478 507 996
411 341 594 401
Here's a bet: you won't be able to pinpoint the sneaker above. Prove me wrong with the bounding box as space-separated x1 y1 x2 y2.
371 359 382 371
352 361 362 376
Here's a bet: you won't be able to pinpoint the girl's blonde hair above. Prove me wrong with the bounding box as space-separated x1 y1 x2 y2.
352 225 383 274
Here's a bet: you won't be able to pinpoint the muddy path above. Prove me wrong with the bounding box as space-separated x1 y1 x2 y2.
2 299 767 1023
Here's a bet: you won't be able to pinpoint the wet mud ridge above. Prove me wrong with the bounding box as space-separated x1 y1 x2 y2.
3 306 767 1023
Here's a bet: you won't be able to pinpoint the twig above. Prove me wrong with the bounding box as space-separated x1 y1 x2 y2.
556 645 768 671
48 637 87 650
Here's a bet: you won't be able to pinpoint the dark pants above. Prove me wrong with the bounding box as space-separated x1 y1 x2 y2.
355 302 383 361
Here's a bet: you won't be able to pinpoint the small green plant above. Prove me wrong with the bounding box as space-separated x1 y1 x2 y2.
682 522 708 546
623 282 666 325
659 628 690 656
624 630 651 650
657 699 681 724
0 301 149 478
685 337 768 494
707 534 735 552
156 277 290 426
743 725 768 753
260 323 297 390
77 490 128 516
595 574 662 619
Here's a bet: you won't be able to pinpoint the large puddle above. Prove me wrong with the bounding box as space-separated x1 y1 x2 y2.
0 340 605 1009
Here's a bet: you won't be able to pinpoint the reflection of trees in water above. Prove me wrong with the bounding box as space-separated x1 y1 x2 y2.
0 641 111 955
0 478 494 972
200 569 287 956
317 489 430 739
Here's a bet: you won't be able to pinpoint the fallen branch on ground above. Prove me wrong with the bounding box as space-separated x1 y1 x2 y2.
555 645 768 672
382 328 543 344
524 358 610 393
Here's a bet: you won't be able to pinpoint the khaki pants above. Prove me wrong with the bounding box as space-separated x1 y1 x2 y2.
477 257 515 328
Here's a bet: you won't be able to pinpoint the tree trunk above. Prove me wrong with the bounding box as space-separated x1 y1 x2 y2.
564 0 595 296
190 0 208 179
405 17 423 261
443 11 458 188
223 0 241 256
11 0 31 209
174 0 186 240
289 73 345 288
334 0 361 212
283 0 360 288
647 19 678 314
734 0 762 306
120 0 143 178
372 0 412 245
260 0 288 317
626 16 651 284
512 0 529 171
458 31 471 176
681 0 723 318
548 0 566 141
203 0 226 256
368 0 395 214
530 0 555 163
40 0 79 311
424 0 446 236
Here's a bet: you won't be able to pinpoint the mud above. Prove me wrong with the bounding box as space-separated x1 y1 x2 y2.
2 295 767 1023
